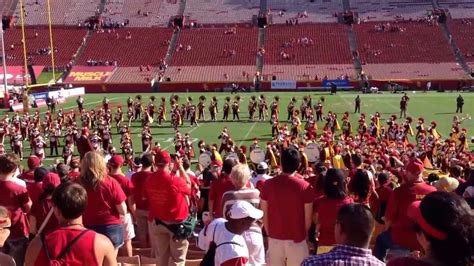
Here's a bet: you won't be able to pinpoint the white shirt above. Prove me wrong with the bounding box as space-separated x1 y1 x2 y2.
251 174 272 187
198 218 249 266
12 168 26 188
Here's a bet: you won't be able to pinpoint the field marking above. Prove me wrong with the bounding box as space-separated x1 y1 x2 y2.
162 125 200 151
239 122 257 147
40 96 124 115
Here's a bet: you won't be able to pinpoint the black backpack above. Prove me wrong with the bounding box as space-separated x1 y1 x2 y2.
200 223 242 266
41 230 90 266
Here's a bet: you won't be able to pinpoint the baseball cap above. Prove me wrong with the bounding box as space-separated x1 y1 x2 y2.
0 206 11 229
257 162 268 170
108 155 124 168
227 200 263 220
27 155 41 169
405 159 424 175
433 177 459 193
42 172 61 190
155 150 171 165
407 201 447 240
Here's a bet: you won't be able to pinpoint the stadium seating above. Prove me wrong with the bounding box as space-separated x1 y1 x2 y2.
439 0 474 19
354 21 455 64
351 0 431 22
263 64 355 80
0 0 16 16
264 24 352 65
171 27 258 66
448 19 474 62
267 0 341 24
77 28 172 67
166 65 256 82
107 67 159 83
184 0 259 25
102 0 177 27
4 27 86 67
13 0 101 25
362 63 467 80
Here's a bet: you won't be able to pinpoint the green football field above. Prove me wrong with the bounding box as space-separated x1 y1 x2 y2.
2 91 473 164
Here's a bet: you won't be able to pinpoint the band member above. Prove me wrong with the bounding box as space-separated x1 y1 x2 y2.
127 106 134 127
400 93 409 118
127 96 134 109
300 96 308 121
157 104 165 125
134 95 142 121
76 96 84 112
198 95 206 121
209 96 218 121
223 96 230 121
358 118 367 137
189 104 199 127
427 121 441 141
102 97 110 111
271 96 279 120
232 96 240 121
218 127 231 153
287 97 296 121
142 126 152 152
258 95 267 121
49 128 60 156
341 113 352 139
416 117 425 139
271 114 279 138
62 142 74 165
102 127 112 151
403 117 414 136
89 132 102 152
248 96 257 121
355 95 361 113
249 138 260 152
291 110 301 138
11 130 23 160
33 135 47 160
115 107 123 132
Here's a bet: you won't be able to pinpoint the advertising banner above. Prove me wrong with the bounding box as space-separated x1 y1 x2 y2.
64 66 115 84
271 80 297 90
322 79 350 88
0 66 44 85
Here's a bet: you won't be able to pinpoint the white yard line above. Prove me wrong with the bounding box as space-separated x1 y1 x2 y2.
163 125 200 151
239 122 257 147
40 96 124 115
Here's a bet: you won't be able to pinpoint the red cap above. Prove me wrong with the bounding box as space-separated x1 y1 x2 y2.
108 155 124 168
154 150 171 165
27 155 41 169
82 128 89 135
407 201 447 240
42 172 61 190
405 159 424 175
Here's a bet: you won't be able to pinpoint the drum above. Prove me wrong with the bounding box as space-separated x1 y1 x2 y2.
225 152 239 162
198 152 212 168
305 143 320 163
250 148 265 164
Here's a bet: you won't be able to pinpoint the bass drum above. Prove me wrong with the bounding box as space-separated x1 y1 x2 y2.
305 143 320 163
250 148 265 164
198 152 212 168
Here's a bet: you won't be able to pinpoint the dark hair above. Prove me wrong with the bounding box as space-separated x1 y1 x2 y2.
349 169 371 202
141 153 153 168
323 169 347 199
222 159 237 175
0 154 19 175
256 168 267 175
337 204 375 247
69 159 80 169
449 165 463 178
52 183 88 220
377 172 389 185
182 157 191 171
416 192 473 266
351 153 363 168
280 148 300 174
34 167 49 183
427 173 439 184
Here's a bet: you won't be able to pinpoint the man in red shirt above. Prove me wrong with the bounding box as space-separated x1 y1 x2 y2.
76 128 93 159
0 153 32 266
107 155 135 257
208 159 237 220
19 155 41 183
130 153 153 248
261 147 315 266
146 150 192 265
374 158 436 260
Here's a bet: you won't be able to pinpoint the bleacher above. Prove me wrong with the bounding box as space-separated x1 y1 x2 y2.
263 64 355 81
106 67 160 83
4 27 86 67
267 0 341 24
13 0 100 25
184 0 259 25
0 0 15 16
166 65 256 82
171 27 258 66
77 28 172 67
448 19 474 63
352 0 431 22
102 0 177 27
264 24 352 65
363 63 467 80
354 21 455 64
439 0 474 19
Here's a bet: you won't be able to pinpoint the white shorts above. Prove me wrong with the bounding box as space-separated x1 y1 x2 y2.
121 213 136 241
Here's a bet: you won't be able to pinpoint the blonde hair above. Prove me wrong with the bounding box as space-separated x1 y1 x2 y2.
230 164 250 188
80 151 107 189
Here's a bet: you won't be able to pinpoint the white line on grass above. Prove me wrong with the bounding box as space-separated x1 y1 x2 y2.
239 122 257 147
40 96 124 115
163 125 200 151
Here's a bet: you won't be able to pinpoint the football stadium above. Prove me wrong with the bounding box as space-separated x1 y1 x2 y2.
0 0 472 265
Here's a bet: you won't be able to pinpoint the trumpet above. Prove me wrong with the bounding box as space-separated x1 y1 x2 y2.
459 114 472 123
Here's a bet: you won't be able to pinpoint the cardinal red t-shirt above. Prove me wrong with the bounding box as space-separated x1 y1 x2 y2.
261 174 315 242
82 177 126 226
0 180 30 238
314 196 353 245
208 174 235 218
67 171 81 182
19 170 34 183
385 181 436 250
131 171 153 211
27 182 44 204
30 198 59 234
146 169 191 222
109 173 134 211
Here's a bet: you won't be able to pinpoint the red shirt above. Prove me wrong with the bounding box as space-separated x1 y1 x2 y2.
145 169 191 222
0 180 30 238
209 174 234 218
67 171 80 182
34 228 99 266
109 173 134 211
19 170 34 183
131 171 153 211
31 198 59 234
385 182 436 250
261 174 316 242
27 182 44 204
314 196 354 245
81 177 126 226
372 185 393 216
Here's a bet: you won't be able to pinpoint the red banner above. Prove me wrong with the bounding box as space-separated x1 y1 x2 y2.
64 66 116 84
0 66 44 85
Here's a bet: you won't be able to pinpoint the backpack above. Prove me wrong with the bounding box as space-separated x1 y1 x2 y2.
200 223 242 266
41 230 90 266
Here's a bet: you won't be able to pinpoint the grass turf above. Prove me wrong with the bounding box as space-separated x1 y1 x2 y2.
1 91 473 165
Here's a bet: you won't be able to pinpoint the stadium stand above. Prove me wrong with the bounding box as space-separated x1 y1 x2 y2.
266 0 341 24
448 19 474 63
101 0 177 27
13 0 101 25
263 64 355 80
184 0 259 25
354 21 455 64
106 67 159 83
264 24 353 65
439 0 474 19
4 27 86 67
166 65 256 82
362 63 467 80
351 0 431 22
77 28 172 67
171 27 258 66
0 0 16 16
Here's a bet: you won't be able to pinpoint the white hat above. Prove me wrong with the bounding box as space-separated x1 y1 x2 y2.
227 201 264 220
433 177 459 193
257 162 268 170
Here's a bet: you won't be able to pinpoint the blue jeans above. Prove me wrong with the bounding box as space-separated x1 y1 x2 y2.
2 237 29 266
374 230 409 261
88 224 124 249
